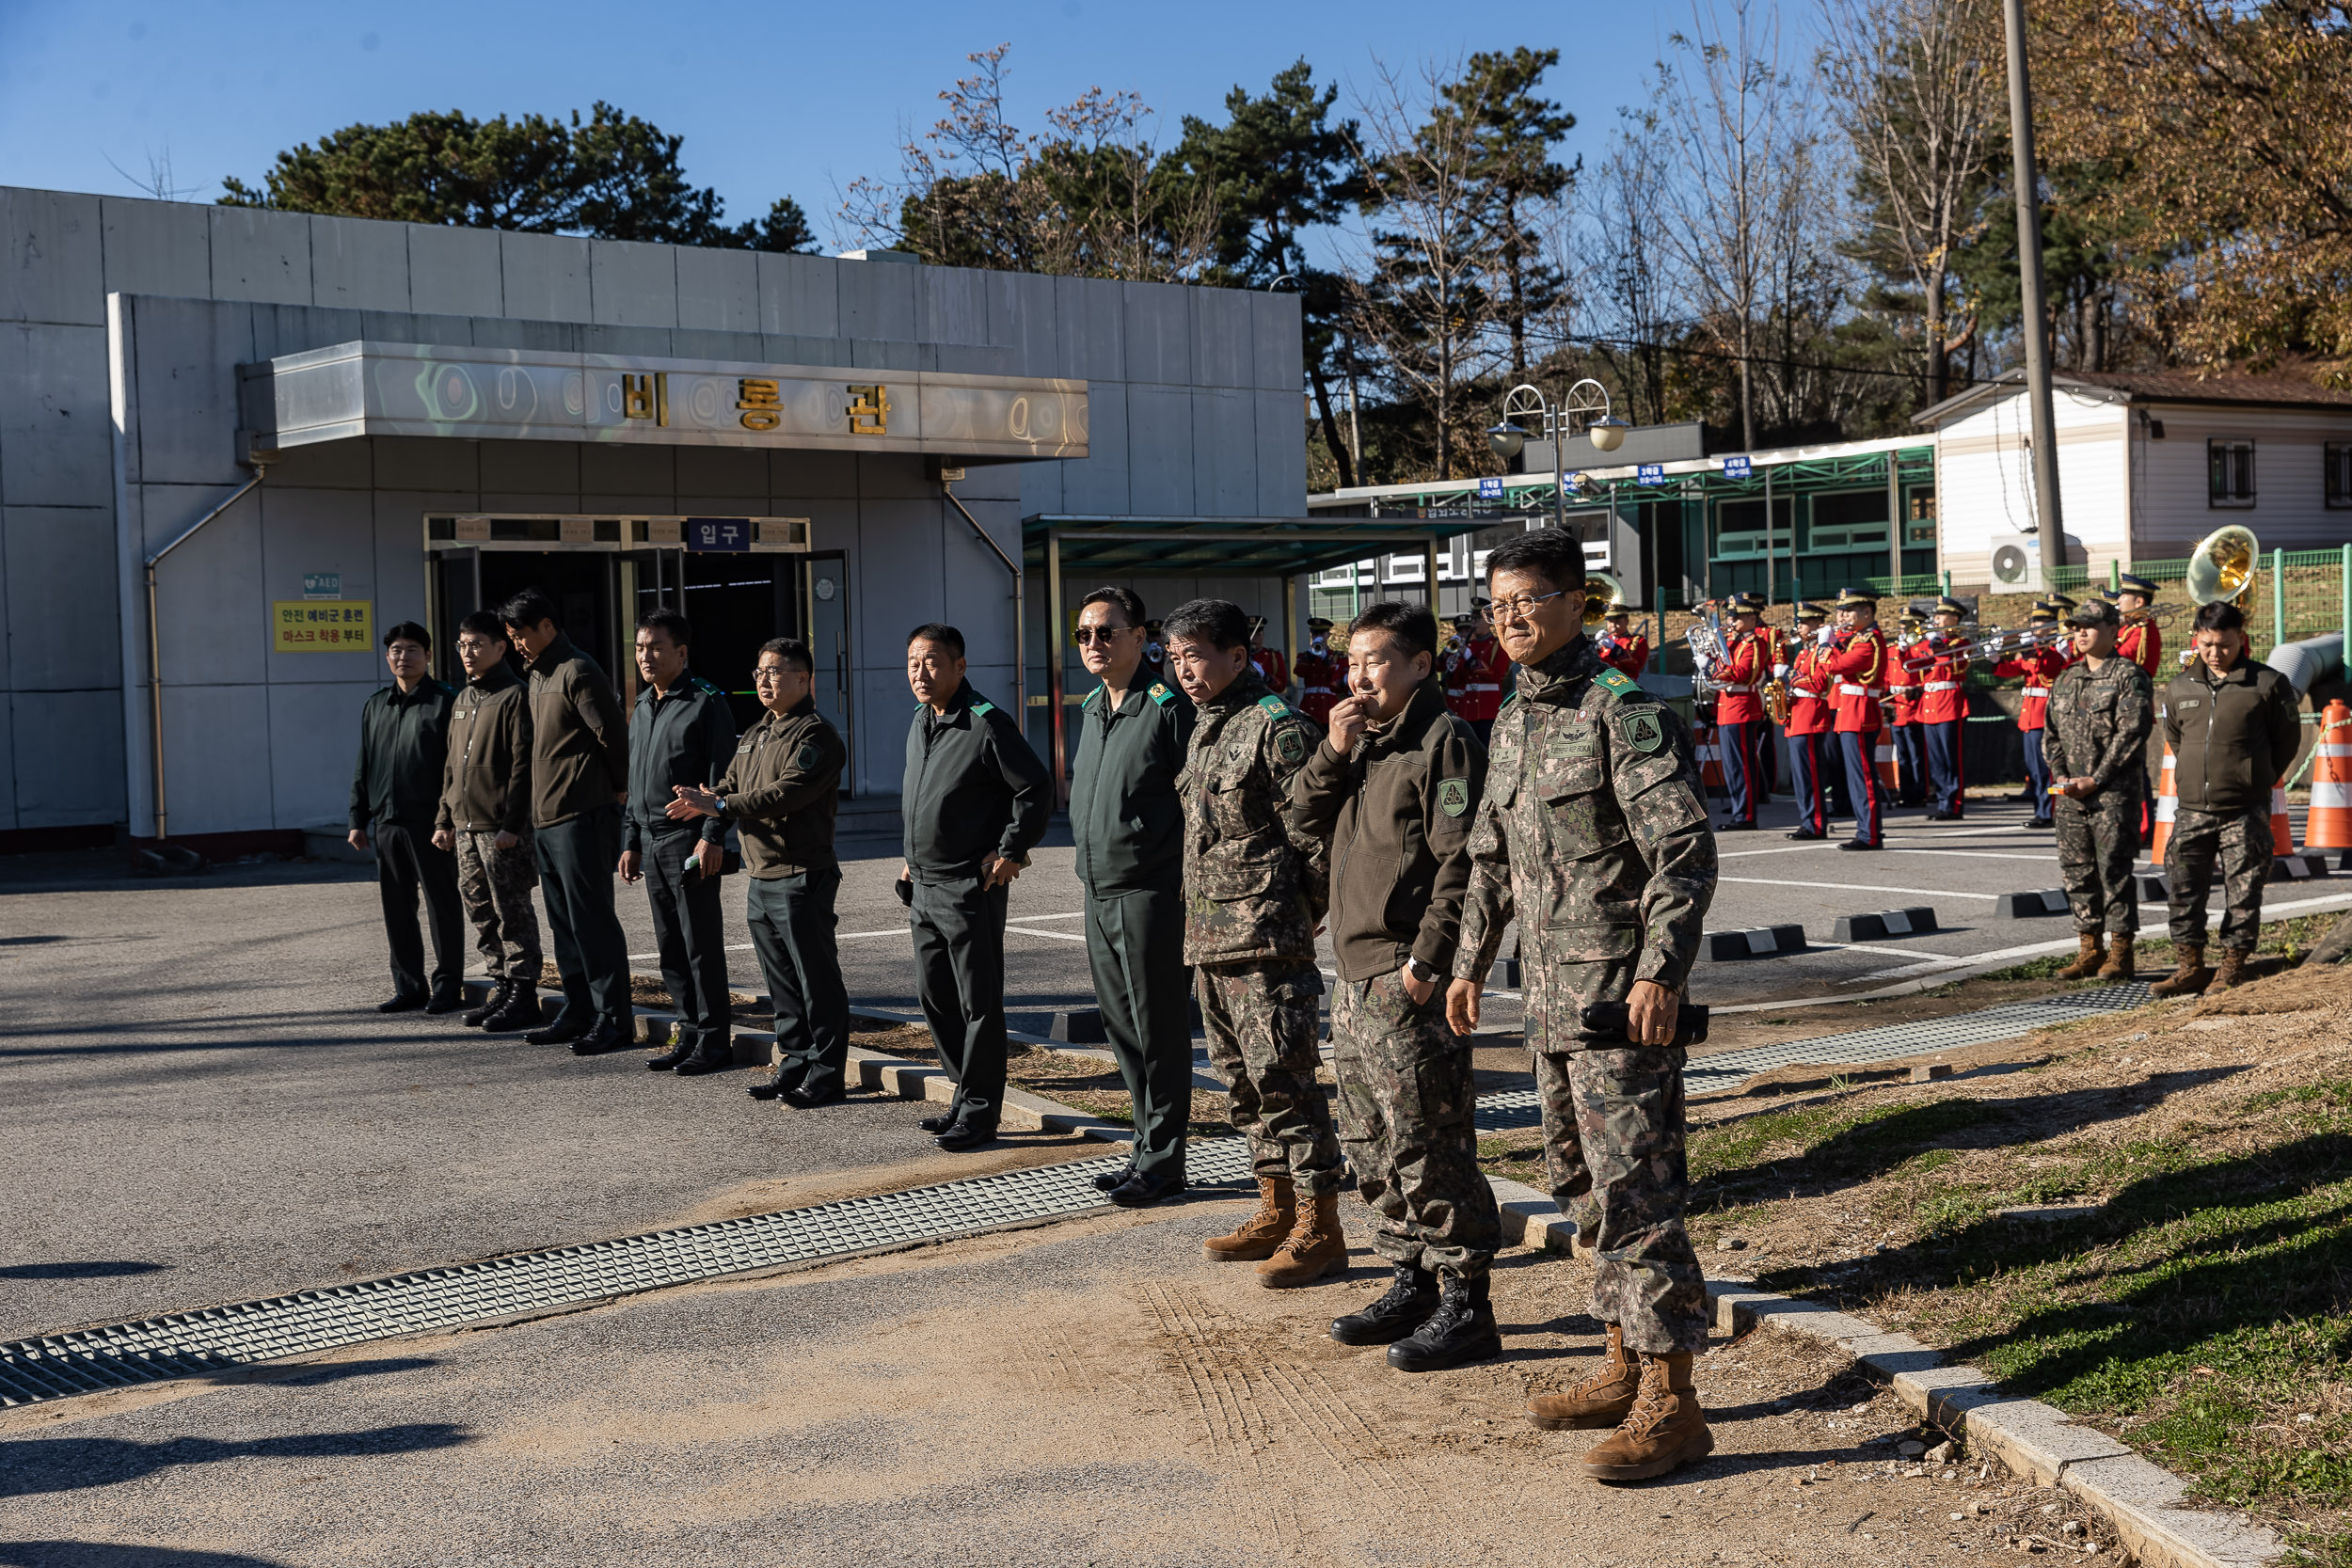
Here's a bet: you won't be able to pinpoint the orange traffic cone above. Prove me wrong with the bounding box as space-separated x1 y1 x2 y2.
2308 701 2352 852
2152 737 2177 862
2270 784 2296 859
1875 735 1899 793
1696 723 1726 796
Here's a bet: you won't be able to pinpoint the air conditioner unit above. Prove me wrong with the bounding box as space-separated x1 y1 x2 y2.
1992 544 2029 584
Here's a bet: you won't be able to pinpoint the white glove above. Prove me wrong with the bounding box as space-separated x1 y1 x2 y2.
1815 626 1834 647
1772 663 1789 679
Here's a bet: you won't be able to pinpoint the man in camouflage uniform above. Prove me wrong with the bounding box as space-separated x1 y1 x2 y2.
1445 527 1720 1482
2042 601 2153 981
1167 596 1348 1290
1286 599 1498 1371
434 610 542 1033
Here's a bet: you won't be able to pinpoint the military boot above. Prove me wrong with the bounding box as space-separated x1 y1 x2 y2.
1386 1275 1502 1372
1578 1352 1714 1481
2210 946 2256 990
482 979 546 1032
1203 1176 1295 1263
462 978 513 1028
1527 1322 1641 1430
2149 945 2213 997
1255 1191 1347 1288
2054 933 2106 980
2097 933 2136 981
1329 1264 1438 1346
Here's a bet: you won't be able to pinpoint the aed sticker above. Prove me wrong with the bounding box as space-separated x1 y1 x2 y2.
1623 709 1666 755
1438 777 1470 816
1275 727 1307 764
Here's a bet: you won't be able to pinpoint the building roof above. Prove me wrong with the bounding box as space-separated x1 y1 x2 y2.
1912 367 2352 425
1023 515 1487 578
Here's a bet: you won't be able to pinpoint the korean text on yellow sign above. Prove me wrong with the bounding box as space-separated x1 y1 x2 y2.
273 600 373 652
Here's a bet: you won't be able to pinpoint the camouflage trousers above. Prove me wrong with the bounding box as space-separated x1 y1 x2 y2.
1329 971 1501 1281
2166 803 2272 951
454 829 542 981
1532 1044 1709 1354
2056 783 2142 937
1198 958 1343 1197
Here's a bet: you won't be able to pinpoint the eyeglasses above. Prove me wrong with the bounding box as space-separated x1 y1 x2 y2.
1073 626 1135 644
1478 590 1567 626
455 639 500 654
752 667 792 683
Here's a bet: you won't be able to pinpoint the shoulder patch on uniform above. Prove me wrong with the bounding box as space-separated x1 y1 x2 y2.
1593 667 1641 700
969 699 996 718
692 675 723 695
794 740 824 770
1082 686 1104 709
1257 693 1288 717
1620 707 1667 755
1438 776 1470 817
1274 725 1307 765
1149 682 1175 707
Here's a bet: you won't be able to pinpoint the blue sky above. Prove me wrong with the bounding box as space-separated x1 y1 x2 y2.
0 1 1817 247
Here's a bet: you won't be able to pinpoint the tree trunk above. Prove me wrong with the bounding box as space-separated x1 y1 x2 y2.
1739 312 1756 451
1310 366 1356 490
1925 267 1948 404
1507 221 1528 375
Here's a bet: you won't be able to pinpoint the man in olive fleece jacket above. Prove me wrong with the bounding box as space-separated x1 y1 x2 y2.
433 610 541 1032
501 589 632 1054
349 622 461 1012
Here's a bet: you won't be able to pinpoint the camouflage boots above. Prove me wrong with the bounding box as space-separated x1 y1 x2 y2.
2098 933 2136 981
1527 1322 1641 1430
1578 1352 1714 1481
2054 934 2106 979
1256 1192 1347 1288
1205 1176 1295 1262
2150 944 2214 997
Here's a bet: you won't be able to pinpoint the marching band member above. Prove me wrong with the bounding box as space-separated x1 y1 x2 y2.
1993 603 2070 829
1782 602 1835 840
1821 587 1891 850
1443 608 1508 745
1888 610 1928 808
1912 595 1974 821
1595 605 1650 679
1711 593 1770 832
1295 617 1346 729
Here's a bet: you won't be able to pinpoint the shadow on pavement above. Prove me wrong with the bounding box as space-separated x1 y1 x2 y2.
0 1423 472 1500
0 1544 295 1567
0 1263 167 1281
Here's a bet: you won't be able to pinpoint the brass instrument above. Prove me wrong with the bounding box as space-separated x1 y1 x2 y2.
2121 603 2181 626
2185 524 2259 606
1582 570 1627 626
1760 625 1793 725
1684 601 1730 719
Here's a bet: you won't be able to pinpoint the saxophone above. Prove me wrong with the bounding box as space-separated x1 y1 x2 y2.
1761 626 1793 726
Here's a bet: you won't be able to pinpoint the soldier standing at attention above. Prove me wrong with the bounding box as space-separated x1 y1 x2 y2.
349 622 463 1013
1068 587 1198 1207
1167 597 1348 1288
2042 601 2153 981
898 624 1051 1150
668 638 849 1106
621 610 738 1076
1286 600 1501 1371
1444 527 1718 1481
2109 573 2166 846
2152 600 2304 995
500 589 632 1056
1781 603 1835 840
433 611 542 1033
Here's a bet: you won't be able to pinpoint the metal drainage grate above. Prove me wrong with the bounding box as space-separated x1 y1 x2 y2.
4 984 2154 1409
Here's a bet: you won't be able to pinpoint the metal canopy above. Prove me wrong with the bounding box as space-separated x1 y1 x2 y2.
1022 514 1488 578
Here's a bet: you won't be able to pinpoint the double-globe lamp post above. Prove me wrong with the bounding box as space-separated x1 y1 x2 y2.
1486 378 1629 533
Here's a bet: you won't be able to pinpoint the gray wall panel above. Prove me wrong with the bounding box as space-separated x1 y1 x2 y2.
1055 277 1124 382
0 188 103 325
143 483 265 682
1017 452 1064 517
853 452 934 500
848 339 918 372
676 245 760 333
247 303 362 366
1254 388 1306 516
15 689 123 826
254 436 373 491
0 321 112 507
757 252 838 339
918 267 991 347
1250 291 1302 390
478 439 580 495
932 344 1015 376
1191 288 1252 389
1121 282 1192 386
675 445 768 498
0 701 14 826
468 317 583 353
208 207 312 307
128 297 252 487
260 487 383 689
101 197 210 303
406 224 505 318
837 261 917 342
580 443 675 497
590 239 678 328
309 215 411 311
152 682 269 835
669 327 768 363
1124 383 1195 515
269 681 385 828
500 231 592 323
5 506 118 687
990 271 1057 376
370 436 479 494
578 325 674 357
1059 384 1129 515
771 449 858 499
1191 387 1256 516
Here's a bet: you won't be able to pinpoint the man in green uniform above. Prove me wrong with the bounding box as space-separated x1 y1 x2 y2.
2154 599 2305 994
1068 586 1197 1208
500 589 632 1056
1446 526 1719 1481
899 623 1051 1150
1287 599 1500 1370
2042 600 2154 982
621 609 738 1076
349 621 462 1012
1168 597 1348 1290
669 637 849 1106
433 610 541 1033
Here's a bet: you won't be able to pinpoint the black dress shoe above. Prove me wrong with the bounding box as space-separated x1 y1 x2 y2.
1925 810 1956 822
748 1071 804 1101
673 1051 732 1076
1106 1169 1187 1208
1785 829 1824 840
783 1084 844 1109
917 1113 956 1134
423 989 467 1015
376 992 427 1014
1717 820 1755 832
1331 1265 1440 1346
567 1019 628 1055
527 1016 589 1045
646 1039 694 1070
1838 839 1882 851
933 1122 996 1152
1092 1162 1138 1194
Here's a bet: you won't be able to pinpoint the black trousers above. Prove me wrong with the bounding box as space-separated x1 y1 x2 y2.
641 827 731 1044
373 820 464 999
1084 881 1192 1179
537 804 631 1026
910 874 1009 1131
747 868 850 1097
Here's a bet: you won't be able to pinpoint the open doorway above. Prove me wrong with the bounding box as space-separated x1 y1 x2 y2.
631 552 801 736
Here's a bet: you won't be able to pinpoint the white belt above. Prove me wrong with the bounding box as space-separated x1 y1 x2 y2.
1468 684 1499 694
1789 687 1820 700
1836 683 1883 696
1924 681 1958 692
2023 686 2050 698
1719 682 1758 693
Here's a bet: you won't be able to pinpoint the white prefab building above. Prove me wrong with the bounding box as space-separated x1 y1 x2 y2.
1915 370 2352 587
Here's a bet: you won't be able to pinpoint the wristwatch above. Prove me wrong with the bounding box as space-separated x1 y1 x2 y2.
1405 956 1440 985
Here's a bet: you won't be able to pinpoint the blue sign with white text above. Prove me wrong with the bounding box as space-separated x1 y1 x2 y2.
685 518 750 552
1723 455 1752 480
1477 477 1504 500
1636 464 1666 485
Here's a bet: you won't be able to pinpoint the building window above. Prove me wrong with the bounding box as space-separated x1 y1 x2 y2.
2328 442 2352 510
2209 438 2255 508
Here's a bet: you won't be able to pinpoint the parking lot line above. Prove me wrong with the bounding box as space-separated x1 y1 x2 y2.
1718 876 2000 899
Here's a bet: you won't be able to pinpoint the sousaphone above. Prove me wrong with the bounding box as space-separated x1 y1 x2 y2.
2184 524 2259 607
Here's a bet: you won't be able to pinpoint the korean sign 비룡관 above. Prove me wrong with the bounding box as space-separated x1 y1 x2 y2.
274 600 373 652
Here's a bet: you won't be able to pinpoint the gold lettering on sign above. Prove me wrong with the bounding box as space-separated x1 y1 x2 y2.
622 372 669 425
846 384 890 436
736 377 783 432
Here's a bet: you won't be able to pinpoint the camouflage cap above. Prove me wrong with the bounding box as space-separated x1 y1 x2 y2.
2066 599 2121 629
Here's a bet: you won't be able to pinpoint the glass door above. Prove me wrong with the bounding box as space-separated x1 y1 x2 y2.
429 548 481 685
802 552 852 793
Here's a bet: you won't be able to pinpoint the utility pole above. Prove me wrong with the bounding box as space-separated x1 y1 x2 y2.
2002 0 2067 589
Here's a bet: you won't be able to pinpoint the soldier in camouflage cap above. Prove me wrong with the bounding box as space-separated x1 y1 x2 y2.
1168 597 1349 1290
1445 527 1720 1481
2042 600 2153 981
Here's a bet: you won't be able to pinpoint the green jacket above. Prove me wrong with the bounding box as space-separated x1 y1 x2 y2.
349 678 455 832
437 665 532 835
1177 669 1326 967
716 698 846 877
525 632 630 829
1069 674 1195 895
625 672 735 852
901 681 1050 880
2162 654 2302 814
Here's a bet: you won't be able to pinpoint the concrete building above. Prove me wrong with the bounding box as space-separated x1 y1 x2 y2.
0 184 1307 847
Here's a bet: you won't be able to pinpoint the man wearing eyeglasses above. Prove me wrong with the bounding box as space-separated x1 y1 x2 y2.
1068 587 1197 1207
1444 527 1719 1482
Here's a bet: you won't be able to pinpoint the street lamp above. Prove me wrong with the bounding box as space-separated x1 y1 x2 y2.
1487 378 1624 531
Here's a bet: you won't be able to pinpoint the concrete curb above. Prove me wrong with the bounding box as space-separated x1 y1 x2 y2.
1704 1278 2284 1568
